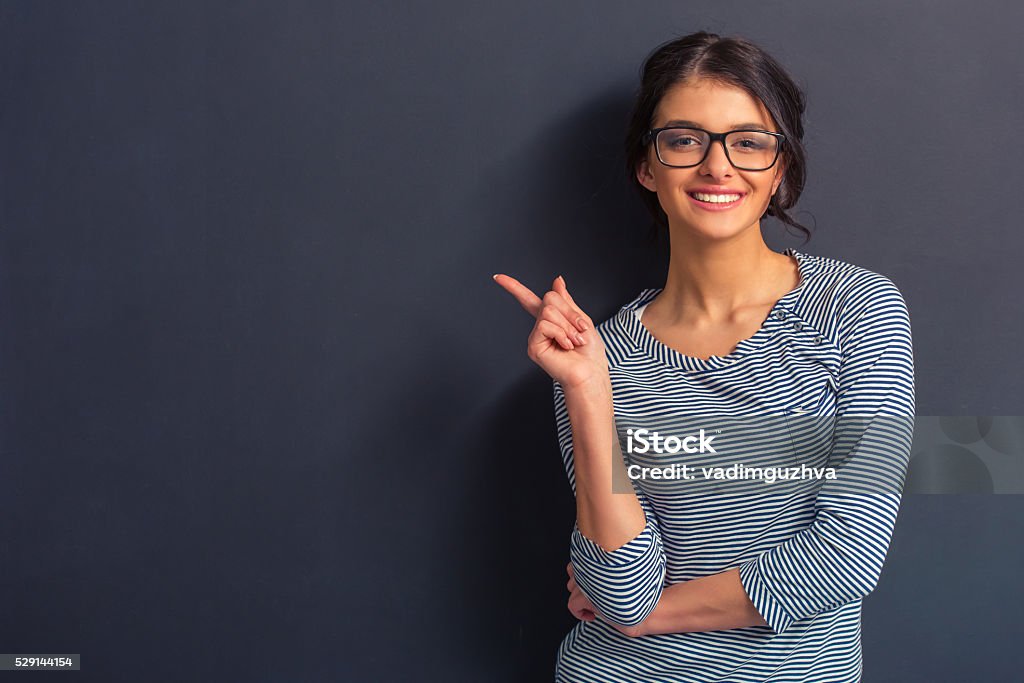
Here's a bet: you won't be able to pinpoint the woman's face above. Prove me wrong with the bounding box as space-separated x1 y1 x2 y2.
637 78 786 242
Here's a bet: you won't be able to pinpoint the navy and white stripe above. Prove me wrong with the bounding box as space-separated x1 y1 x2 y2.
553 248 915 682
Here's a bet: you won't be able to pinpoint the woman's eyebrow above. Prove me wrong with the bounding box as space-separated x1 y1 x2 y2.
661 119 769 130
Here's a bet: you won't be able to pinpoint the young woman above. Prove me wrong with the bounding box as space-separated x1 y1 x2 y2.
494 31 914 682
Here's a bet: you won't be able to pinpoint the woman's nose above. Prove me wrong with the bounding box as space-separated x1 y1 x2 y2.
699 140 734 177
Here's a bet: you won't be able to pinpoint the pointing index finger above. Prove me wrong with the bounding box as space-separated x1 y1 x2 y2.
492 273 542 318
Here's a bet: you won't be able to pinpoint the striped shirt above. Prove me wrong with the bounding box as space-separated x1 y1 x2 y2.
553 248 915 682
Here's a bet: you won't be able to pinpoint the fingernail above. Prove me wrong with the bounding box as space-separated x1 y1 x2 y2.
492 274 499 280
576 317 588 331
558 275 566 285
574 333 585 345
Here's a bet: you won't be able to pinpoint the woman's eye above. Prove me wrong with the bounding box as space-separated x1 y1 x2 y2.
732 137 767 150
667 136 700 147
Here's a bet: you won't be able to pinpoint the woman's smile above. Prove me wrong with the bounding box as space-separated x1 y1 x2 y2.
686 190 747 211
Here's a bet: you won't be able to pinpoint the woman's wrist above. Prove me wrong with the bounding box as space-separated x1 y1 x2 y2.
562 374 615 436
561 368 612 401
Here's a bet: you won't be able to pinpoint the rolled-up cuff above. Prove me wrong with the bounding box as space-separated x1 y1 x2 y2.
739 557 796 635
569 519 666 626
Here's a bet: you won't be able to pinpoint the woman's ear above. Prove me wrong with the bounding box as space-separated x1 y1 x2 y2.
637 159 657 192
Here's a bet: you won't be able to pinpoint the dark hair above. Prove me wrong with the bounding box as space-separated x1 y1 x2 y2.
624 31 812 243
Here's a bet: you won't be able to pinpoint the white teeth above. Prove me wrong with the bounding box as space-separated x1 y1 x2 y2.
691 192 741 203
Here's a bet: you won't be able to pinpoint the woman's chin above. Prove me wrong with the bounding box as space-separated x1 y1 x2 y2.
669 217 758 242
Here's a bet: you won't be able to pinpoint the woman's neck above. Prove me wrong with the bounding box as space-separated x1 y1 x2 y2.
654 231 796 324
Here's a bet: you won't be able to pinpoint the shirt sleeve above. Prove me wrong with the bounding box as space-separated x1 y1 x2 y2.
553 378 667 627
738 274 916 635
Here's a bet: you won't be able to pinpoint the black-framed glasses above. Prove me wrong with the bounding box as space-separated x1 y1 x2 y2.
643 126 786 171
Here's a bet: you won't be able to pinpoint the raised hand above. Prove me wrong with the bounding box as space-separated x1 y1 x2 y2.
492 273 608 389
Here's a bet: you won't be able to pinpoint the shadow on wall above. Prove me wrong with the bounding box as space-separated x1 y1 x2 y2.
444 87 656 677
346 81 643 672
478 84 668 316
450 372 579 679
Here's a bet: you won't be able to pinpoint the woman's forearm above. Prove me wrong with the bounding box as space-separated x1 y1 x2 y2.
638 567 768 635
564 374 646 552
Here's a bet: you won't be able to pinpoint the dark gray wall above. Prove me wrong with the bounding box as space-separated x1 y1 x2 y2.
2 1 1022 681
